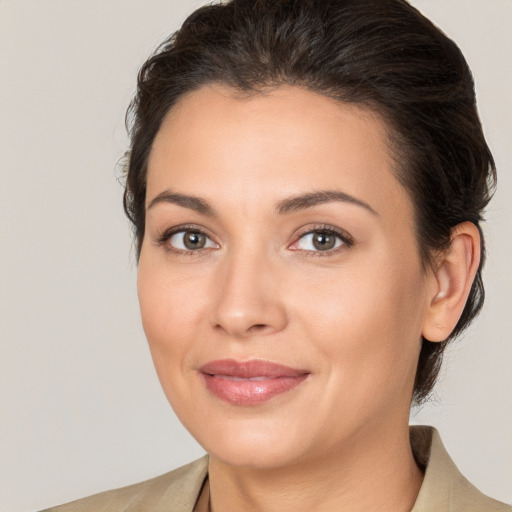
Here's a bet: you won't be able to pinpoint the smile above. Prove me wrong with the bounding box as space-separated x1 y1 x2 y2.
199 359 310 405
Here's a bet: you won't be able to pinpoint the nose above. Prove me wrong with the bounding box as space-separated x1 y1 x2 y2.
209 249 288 339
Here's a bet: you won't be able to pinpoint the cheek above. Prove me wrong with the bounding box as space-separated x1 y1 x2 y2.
294 257 426 400
136 258 209 384
136 261 217 428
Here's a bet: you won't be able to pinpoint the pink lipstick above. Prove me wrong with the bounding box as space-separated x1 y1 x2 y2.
199 359 309 405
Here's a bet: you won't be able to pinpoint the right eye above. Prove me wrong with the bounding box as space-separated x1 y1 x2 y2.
167 230 218 252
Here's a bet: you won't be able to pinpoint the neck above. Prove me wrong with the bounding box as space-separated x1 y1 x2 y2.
205 423 423 512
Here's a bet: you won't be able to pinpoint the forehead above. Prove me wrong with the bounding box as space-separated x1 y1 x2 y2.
147 84 411 221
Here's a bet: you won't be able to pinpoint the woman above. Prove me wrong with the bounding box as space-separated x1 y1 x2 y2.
44 0 510 510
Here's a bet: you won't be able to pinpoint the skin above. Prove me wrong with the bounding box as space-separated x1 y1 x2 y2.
137 85 480 511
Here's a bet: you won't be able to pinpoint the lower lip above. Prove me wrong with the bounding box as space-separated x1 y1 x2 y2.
201 373 309 405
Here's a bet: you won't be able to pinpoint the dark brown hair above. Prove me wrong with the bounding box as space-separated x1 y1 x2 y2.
124 0 496 403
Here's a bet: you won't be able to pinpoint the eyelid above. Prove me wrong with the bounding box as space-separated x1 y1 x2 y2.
155 224 219 254
289 224 354 254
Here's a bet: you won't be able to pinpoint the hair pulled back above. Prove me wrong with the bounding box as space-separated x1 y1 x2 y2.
124 0 496 403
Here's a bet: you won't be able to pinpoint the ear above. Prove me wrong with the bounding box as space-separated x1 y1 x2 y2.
422 222 481 342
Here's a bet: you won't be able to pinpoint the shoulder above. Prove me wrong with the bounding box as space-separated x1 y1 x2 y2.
40 456 208 512
411 426 512 512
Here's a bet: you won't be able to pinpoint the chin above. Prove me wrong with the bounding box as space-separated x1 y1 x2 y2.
210 439 305 469
188 414 311 469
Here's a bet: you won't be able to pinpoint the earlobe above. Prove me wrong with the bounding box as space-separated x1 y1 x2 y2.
422 222 481 342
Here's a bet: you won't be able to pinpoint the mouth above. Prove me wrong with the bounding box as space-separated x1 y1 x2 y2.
199 359 310 405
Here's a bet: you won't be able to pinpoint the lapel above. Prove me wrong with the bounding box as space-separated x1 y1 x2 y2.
152 455 208 512
411 426 509 512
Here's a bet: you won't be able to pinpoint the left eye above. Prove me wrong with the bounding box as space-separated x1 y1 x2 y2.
294 231 345 252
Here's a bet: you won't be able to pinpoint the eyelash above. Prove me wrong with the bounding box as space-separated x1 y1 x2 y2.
291 224 354 257
155 224 217 256
155 224 354 257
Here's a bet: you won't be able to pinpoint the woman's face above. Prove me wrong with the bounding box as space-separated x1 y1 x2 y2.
138 85 434 468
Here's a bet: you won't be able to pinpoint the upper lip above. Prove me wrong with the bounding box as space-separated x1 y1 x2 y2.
199 359 309 378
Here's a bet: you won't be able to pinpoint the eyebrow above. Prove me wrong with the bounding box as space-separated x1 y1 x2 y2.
147 191 216 216
276 190 378 216
146 189 377 217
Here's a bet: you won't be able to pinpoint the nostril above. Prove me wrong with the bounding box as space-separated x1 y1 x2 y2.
249 324 270 332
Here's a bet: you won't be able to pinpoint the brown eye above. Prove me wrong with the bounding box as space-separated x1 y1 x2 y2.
312 232 336 250
293 230 345 252
167 230 217 252
183 231 206 249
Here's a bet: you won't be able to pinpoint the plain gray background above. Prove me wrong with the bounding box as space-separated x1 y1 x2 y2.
1 1 511 511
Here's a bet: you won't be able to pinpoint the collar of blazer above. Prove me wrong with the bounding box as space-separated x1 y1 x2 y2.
42 426 511 512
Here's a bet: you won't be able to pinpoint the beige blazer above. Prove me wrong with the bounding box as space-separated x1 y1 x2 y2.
41 426 511 512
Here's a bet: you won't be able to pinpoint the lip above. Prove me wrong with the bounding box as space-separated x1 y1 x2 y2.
199 359 310 405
